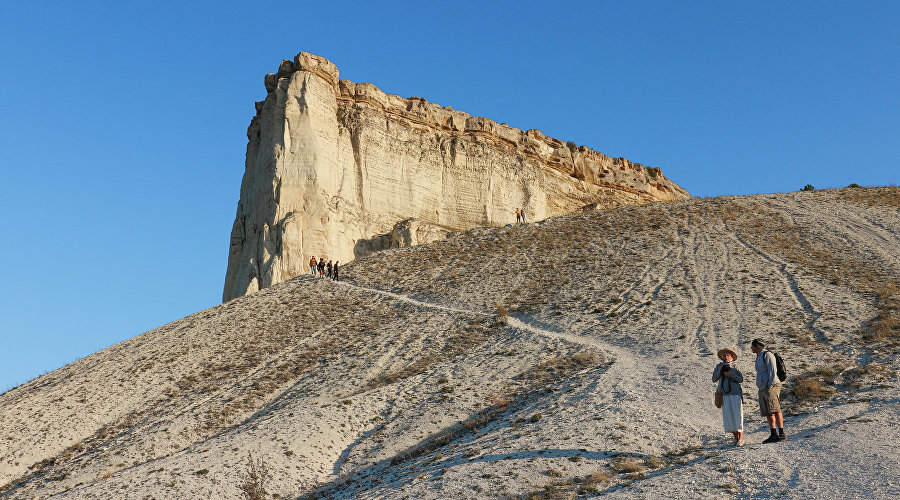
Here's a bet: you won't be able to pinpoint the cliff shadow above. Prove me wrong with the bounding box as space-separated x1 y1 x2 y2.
353 233 395 259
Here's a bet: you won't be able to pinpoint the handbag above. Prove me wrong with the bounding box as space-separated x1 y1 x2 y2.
714 391 723 408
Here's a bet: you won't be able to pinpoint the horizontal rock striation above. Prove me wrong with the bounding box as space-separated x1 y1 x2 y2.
223 52 690 301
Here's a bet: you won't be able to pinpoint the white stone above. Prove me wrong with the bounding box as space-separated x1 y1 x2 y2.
223 52 690 301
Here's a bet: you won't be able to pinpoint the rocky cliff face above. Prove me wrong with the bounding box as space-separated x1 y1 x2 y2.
223 52 690 301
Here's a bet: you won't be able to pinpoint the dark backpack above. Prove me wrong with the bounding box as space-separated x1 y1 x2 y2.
772 351 787 382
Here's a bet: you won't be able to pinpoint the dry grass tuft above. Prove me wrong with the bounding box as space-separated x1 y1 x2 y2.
238 452 271 500
786 376 835 403
841 362 892 390
611 457 645 474
834 186 900 208
577 471 611 494
487 392 510 407
519 351 603 384
865 283 900 343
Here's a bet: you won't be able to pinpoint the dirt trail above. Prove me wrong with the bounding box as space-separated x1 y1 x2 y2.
332 277 620 358
5 188 899 500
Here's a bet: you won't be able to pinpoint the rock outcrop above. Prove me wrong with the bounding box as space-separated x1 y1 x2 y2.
223 52 690 301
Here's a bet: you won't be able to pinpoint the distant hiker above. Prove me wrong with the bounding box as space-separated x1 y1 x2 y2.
751 339 785 443
309 256 317 276
332 261 339 281
713 347 744 446
520 208 525 223
326 260 333 279
516 208 522 223
318 257 326 278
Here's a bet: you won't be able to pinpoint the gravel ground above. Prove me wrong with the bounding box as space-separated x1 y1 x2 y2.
1 187 898 499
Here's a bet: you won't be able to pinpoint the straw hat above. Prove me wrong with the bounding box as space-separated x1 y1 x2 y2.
717 347 738 361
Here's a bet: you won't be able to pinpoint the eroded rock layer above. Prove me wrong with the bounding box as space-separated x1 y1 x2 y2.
223 52 690 301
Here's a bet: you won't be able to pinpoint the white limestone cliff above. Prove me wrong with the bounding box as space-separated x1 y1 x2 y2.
223 52 690 301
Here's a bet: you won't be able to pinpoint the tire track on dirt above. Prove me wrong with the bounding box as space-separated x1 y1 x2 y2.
730 233 828 344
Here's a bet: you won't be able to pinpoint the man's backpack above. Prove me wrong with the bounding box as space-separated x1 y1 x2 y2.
772 351 787 382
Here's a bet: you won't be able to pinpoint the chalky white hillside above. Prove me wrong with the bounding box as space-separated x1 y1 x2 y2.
2 187 898 499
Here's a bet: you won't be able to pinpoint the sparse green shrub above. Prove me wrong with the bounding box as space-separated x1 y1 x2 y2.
801 184 815 191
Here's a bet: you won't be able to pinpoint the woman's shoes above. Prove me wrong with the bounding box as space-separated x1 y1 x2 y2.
736 439 745 446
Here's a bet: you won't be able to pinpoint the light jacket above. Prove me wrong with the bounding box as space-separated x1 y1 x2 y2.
755 350 779 390
713 362 744 396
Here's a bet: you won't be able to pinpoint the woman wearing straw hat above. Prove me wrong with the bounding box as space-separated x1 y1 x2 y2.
713 347 745 446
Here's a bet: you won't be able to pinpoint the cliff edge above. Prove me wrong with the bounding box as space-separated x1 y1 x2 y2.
223 52 690 301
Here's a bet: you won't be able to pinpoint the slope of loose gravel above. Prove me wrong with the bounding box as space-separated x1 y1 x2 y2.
1 187 898 499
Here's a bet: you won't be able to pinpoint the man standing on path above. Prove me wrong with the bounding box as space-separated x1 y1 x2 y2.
309 256 317 276
751 339 785 443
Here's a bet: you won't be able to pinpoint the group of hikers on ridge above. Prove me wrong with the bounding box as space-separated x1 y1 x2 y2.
309 256 339 281
712 338 787 446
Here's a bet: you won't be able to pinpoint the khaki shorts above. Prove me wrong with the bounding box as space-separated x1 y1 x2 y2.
758 384 782 416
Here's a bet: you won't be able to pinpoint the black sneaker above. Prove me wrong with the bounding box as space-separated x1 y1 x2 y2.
762 434 781 444
779 433 787 441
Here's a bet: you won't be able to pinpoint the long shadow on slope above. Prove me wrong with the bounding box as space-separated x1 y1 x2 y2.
595 391 900 497
787 391 900 439
0 283 374 496
295 358 612 499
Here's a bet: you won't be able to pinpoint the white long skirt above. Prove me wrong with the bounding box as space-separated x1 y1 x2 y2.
721 394 743 433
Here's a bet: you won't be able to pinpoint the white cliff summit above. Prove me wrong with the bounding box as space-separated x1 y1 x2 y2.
223 52 690 301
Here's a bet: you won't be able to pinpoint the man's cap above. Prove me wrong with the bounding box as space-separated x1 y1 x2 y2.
751 339 765 349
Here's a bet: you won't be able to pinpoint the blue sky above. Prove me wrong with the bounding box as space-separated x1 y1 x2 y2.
1 1 897 390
